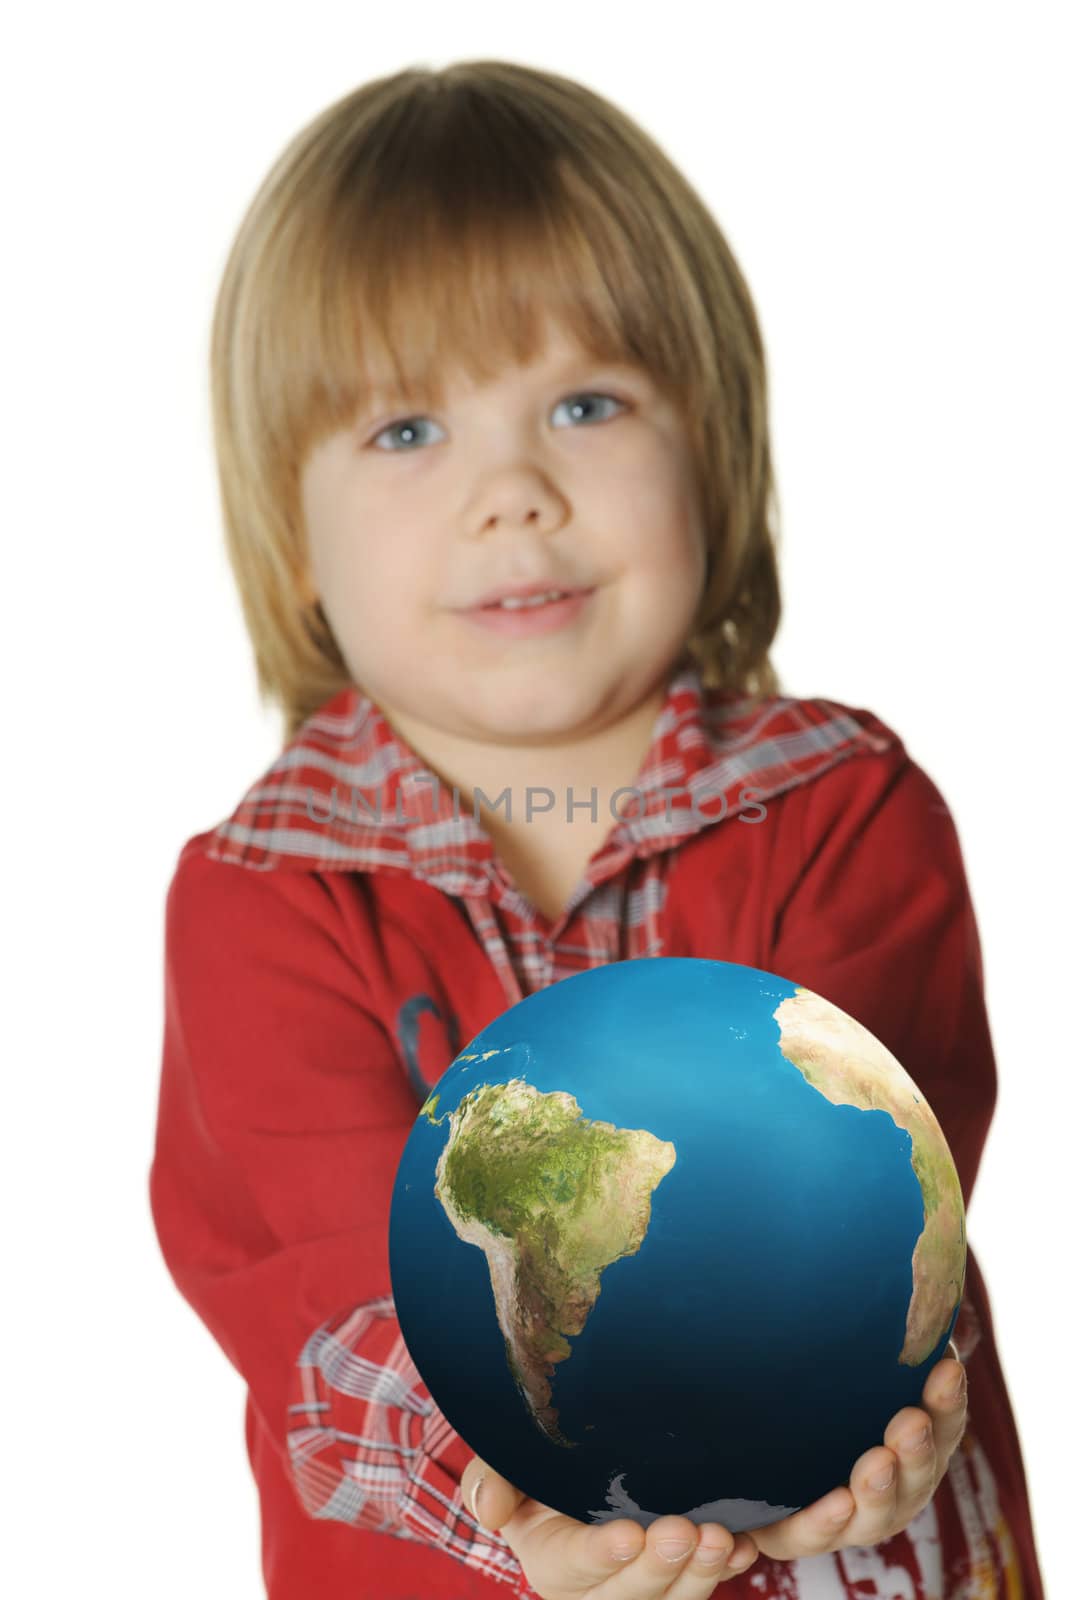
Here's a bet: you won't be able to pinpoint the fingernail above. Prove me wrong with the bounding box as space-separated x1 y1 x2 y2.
610 1545 641 1562
903 1426 932 1453
655 1537 696 1562
949 1372 967 1402
694 1542 728 1566
871 1465 895 1490
471 1473 486 1525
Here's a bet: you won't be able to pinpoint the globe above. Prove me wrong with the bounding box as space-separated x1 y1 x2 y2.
388 958 966 1533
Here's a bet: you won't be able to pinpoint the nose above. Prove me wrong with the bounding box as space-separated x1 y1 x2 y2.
486 505 546 531
467 466 567 541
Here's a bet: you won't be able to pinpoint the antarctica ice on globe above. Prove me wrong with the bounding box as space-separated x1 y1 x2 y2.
388 957 966 1533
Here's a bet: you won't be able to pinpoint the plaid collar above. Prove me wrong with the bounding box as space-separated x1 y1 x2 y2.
204 650 896 890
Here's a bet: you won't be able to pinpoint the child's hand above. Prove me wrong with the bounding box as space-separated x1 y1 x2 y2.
461 1458 761 1599
459 1342 965 1591
747 1343 968 1563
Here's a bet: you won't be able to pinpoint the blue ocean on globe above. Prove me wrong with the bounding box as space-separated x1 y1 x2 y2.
388 957 965 1532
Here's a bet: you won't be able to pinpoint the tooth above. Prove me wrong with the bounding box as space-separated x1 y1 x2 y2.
497 591 565 609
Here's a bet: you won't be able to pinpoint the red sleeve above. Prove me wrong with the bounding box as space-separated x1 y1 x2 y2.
769 742 996 1212
148 841 532 1594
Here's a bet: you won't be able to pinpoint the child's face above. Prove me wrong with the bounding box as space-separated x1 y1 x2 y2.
299 316 708 752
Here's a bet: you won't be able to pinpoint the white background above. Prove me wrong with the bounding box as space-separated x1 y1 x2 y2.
4 3 1061 1595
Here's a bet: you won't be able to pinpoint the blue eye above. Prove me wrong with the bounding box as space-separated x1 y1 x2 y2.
553 392 625 426
371 416 444 452
369 391 625 452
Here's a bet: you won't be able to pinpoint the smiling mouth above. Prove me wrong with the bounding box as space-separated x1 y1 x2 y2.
459 587 597 635
478 589 584 611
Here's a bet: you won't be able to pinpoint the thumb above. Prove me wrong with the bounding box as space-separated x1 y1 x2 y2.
461 1455 525 1531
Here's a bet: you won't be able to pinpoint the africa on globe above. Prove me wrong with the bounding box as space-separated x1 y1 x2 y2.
387 958 966 1532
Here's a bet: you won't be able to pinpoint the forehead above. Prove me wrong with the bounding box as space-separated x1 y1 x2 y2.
359 321 648 409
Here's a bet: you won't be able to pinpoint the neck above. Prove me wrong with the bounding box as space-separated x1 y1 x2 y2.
383 680 672 837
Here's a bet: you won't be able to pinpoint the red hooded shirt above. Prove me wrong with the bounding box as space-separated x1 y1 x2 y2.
149 651 1044 1598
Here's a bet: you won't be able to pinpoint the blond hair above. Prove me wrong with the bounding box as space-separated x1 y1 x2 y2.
209 60 783 744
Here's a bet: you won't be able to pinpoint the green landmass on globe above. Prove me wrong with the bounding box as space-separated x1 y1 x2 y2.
418 985 966 1447
420 1076 676 1446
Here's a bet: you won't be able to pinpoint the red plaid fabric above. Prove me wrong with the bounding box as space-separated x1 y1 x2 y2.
150 649 1043 1598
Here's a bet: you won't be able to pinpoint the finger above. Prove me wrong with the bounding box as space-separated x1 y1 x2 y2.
923 1355 969 1478
832 1442 900 1549
749 1484 859 1562
498 1500 648 1592
646 1525 761 1593
721 1532 762 1577
885 1406 950 1521
517 1509 757 1597
460 1456 524 1532
924 1353 969 1437
687 1529 762 1583
749 1355 969 1566
594 1515 741 1593
839 1373 968 1552
596 1514 700 1585
840 1416 950 1555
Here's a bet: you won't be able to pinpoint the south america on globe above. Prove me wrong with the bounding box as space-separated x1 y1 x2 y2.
387 958 966 1533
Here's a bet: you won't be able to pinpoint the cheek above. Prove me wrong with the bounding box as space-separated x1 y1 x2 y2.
331 539 435 650
334 531 416 601
634 525 706 588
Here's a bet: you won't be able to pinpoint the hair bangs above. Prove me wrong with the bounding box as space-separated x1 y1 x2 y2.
266 116 698 462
